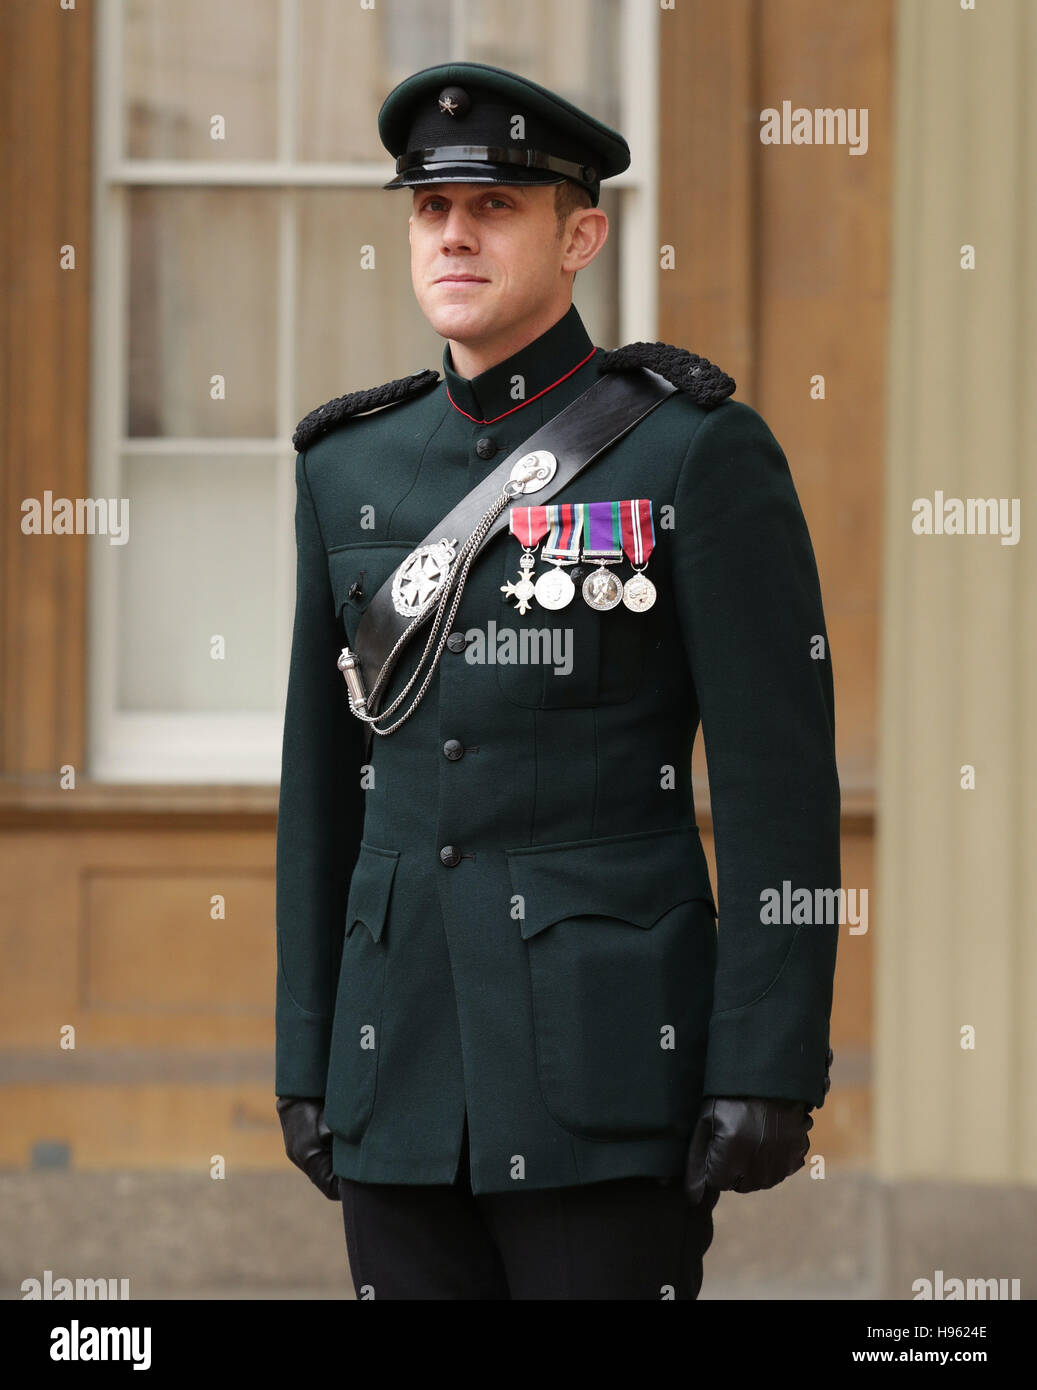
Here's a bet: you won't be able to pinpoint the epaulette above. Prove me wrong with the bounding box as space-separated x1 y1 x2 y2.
292 368 440 452
597 342 735 409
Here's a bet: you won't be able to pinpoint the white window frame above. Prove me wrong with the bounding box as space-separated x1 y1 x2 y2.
88 0 659 783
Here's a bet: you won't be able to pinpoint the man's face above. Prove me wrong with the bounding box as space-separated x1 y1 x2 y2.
408 182 583 349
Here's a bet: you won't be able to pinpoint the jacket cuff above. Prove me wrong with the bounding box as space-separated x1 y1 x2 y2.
274 993 333 1098
702 988 835 1110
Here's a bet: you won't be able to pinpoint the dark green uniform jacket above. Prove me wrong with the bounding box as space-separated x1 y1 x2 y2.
275 303 841 1195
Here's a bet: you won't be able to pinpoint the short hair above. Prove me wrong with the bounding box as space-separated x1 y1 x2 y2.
554 179 593 236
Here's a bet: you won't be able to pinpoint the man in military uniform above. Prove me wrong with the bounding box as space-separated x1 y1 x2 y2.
275 62 840 1300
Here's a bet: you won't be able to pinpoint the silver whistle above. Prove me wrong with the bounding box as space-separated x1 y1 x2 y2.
337 647 368 713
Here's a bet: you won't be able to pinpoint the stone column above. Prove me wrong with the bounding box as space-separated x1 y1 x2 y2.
876 0 1036 1185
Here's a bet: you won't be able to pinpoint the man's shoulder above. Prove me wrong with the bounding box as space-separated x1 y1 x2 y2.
292 336 740 455
293 368 442 453
596 340 736 412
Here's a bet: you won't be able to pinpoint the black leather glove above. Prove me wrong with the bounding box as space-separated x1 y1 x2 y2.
683 1096 813 1204
276 1096 340 1201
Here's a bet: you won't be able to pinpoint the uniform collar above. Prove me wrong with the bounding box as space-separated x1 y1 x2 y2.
441 302 597 426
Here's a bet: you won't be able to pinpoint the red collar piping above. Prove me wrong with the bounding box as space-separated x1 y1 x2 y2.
445 345 597 425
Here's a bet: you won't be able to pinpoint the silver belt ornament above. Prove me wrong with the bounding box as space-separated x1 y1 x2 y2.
391 537 458 617
336 450 557 736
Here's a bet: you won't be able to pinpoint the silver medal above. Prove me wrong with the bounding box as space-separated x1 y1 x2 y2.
533 565 576 610
621 570 657 613
392 537 457 617
582 566 623 611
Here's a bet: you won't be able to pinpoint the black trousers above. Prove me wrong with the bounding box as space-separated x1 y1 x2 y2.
339 1114 719 1300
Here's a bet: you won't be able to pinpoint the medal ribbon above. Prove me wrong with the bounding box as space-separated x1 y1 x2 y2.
543 503 584 559
585 500 623 557
509 505 550 549
619 499 656 567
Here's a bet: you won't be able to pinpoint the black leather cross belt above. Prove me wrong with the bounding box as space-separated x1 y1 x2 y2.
348 365 676 751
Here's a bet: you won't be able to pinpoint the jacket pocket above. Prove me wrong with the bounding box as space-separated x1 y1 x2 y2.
323 842 399 1143
505 824 717 1140
493 543 646 709
326 541 417 647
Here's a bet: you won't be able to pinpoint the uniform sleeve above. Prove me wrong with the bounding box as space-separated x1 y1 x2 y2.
670 400 841 1109
275 450 366 1098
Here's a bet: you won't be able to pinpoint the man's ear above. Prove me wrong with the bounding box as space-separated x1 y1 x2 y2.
561 208 609 274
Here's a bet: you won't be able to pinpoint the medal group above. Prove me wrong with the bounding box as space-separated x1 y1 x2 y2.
502 499 658 615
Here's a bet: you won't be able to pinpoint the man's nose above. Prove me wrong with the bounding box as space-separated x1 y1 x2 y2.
440 206 478 250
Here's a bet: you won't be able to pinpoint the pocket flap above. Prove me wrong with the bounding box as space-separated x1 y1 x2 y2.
326 541 417 618
344 842 400 942
505 824 716 940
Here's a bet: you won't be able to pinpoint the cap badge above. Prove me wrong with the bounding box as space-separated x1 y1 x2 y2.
437 86 470 118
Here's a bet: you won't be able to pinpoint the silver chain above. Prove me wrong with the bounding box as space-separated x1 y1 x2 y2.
343 481 522 736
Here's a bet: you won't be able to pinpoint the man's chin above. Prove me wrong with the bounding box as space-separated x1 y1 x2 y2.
424 300 495 341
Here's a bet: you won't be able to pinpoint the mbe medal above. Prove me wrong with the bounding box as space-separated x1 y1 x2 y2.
501 552 537 615
503 504 550 615
581 500 625 610
619 498 658 613
392 537 457 617
533 502 583 610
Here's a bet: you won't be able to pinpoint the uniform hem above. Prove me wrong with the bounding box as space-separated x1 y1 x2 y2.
332 1129 690 1196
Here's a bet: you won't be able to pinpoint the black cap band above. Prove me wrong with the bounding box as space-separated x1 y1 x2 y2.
395 144 598 188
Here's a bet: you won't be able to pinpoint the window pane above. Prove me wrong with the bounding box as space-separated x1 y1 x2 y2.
127 189 279 438
117 456 280 713
294 189 443 423
124 0 279 161
465 0 623 132
295 0 622 163
297 0 452 163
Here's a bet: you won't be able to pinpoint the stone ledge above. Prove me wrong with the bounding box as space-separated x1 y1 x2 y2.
3 1170 1033 1300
